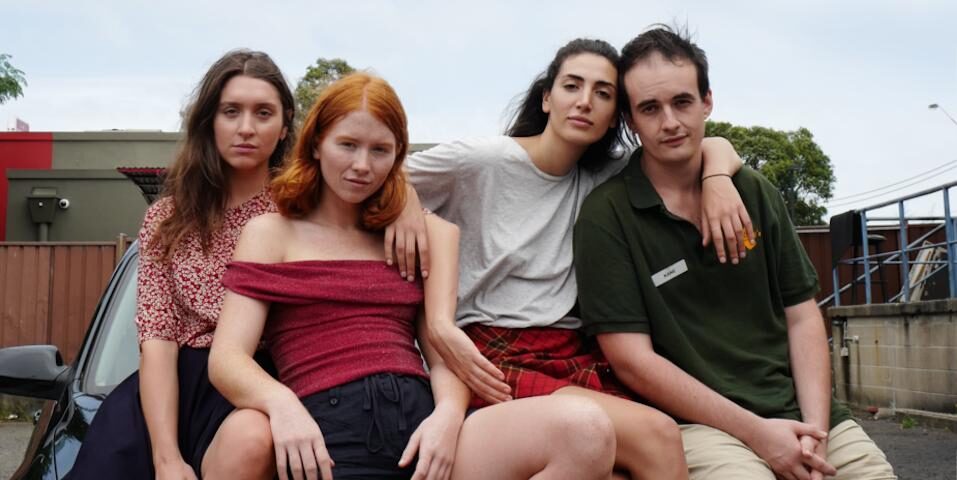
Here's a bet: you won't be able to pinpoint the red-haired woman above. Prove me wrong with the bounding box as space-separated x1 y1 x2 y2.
209 72 620 480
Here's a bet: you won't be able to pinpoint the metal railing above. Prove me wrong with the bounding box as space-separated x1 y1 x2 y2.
822 180 957 307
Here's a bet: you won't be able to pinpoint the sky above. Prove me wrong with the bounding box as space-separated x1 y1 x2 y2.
2 0 956 221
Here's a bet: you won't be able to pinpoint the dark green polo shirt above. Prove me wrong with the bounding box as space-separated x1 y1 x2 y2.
574 151 850 427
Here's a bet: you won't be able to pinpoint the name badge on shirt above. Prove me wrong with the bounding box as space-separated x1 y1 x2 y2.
652 259 688 287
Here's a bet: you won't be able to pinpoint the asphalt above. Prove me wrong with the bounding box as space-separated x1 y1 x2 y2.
1 415 954 479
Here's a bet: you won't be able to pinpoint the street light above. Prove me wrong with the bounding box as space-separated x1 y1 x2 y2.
929 103 957 127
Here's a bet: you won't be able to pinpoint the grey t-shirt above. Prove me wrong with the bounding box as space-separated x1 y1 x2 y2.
406 136 625 329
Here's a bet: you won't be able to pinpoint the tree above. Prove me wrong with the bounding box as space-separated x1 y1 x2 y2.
294 58 355 122
706 121 835 225
0 53 27 104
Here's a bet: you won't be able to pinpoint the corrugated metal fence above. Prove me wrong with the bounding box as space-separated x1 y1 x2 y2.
0 235 129 362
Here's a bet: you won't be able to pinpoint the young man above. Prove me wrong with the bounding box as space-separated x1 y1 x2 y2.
574 26 895 480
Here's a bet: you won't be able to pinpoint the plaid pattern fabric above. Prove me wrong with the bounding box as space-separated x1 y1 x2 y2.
465 324 633 408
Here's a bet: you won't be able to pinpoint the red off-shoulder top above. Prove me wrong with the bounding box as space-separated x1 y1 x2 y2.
222 260 428 398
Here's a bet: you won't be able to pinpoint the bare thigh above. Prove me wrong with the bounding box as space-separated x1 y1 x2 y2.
202 408 274 480
452 395 615 480
553 386 687 480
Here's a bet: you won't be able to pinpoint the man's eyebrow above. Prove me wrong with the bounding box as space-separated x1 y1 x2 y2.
673 92 695 102
636 99 658 110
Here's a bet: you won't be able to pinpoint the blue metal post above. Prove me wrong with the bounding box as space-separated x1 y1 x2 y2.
859 211 872 304
898 201 910 302
944 188 957 298
832 267 841 306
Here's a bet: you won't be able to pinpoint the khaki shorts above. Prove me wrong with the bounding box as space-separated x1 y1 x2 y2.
681 419 896 479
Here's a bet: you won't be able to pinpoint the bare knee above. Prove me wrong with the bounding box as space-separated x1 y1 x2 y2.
645 410 681 450
550 397 616 469
218 409 274 470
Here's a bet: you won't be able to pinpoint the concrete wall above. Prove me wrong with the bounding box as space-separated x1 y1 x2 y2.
6 170 148 241
50 131 181 169
2 134 437 241
830 300 957 414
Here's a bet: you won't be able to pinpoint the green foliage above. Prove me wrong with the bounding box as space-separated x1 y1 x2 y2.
900 415 918 429
706 121 835 225
0 53 27 104
0 394 41 423
294 58 355 124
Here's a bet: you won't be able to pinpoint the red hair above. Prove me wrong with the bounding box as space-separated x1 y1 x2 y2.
271 72 408 230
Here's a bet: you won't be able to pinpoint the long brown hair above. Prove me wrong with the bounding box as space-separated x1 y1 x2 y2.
151 50 295 259
272 72 408 230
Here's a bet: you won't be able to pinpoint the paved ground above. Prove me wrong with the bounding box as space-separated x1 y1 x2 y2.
0 423 32 480
1 416 955 479
859 415 957 480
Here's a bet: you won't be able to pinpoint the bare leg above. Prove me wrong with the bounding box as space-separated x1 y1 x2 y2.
452 395 616 480
554 386 688 480
202 408 275 480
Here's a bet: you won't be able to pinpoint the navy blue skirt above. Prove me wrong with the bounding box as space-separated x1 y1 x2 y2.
65 347 274 479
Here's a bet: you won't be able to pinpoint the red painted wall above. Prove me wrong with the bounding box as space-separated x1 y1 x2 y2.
0 133 53 240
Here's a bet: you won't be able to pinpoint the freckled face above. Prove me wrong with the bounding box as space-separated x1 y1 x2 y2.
314 109 397 205
213 75 287 173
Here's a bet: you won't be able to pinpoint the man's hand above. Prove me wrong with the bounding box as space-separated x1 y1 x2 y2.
746 418 833 480
800 434 831 480
428 325 511 404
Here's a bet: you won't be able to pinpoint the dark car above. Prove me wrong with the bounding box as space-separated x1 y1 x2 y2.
0 242 141 479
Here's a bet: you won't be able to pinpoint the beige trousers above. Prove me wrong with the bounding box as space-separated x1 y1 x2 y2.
681 420 896 479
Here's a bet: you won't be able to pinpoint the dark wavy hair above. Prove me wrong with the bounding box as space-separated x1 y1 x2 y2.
505 38 626 171
151 49 296 259
619 24 710 126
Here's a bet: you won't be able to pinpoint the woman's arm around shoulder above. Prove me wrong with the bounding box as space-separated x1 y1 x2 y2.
700 137 755 265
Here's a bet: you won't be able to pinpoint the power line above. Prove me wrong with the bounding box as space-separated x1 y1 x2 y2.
827 163 957 209
829 158 957 201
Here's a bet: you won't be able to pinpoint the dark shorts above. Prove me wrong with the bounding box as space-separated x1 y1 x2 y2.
64 348 275 479
300 373 434 479
465 324 634 408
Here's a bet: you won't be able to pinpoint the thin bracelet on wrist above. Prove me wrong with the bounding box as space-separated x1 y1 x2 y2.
701 173 732 181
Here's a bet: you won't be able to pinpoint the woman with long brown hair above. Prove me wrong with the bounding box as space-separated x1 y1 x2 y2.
67 49 294 480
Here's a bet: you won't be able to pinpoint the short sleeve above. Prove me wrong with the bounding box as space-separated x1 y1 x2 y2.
574 191 651 336
134 199 179 344
765 184 820 307
406 138 498 213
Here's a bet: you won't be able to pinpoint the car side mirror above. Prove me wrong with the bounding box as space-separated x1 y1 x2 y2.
0 345 72 400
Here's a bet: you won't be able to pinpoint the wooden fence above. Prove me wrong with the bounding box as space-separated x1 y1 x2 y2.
0 235 129 362
0 225 948 362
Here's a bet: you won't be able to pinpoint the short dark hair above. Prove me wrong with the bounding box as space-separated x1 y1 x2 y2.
619 25 710 122
506 38 626 171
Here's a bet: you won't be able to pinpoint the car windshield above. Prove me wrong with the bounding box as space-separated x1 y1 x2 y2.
82 253 140 395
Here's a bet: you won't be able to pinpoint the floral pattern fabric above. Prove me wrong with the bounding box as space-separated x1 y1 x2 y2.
134 188 275 348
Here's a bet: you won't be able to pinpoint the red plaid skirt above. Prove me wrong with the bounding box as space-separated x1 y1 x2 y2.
464 324 633 408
